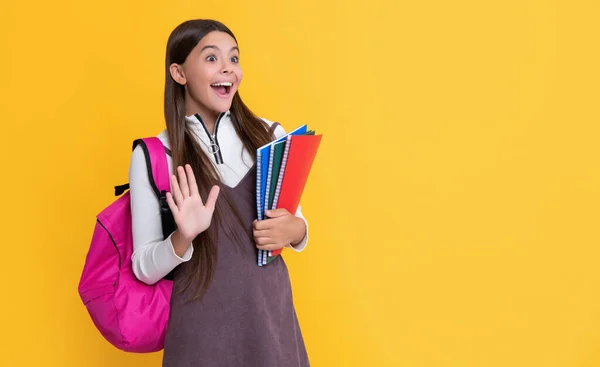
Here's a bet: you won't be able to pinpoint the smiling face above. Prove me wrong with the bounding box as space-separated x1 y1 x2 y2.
169 31 242 123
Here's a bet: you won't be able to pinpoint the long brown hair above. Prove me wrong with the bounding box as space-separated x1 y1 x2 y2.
164 19 274 300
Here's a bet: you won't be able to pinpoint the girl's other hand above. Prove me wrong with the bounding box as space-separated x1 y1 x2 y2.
252 209 306 251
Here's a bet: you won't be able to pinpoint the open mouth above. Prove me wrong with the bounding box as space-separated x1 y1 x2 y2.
211 82 233 98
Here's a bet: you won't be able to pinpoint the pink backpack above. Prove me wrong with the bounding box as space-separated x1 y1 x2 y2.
78 137 174 353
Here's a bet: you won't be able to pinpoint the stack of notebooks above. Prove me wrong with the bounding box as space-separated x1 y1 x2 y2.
256 124 322 266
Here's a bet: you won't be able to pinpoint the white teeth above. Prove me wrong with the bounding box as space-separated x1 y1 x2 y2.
211 82 233 87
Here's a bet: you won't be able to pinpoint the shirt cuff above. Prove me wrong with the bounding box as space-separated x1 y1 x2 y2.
286 215 308 252
166 233 194 262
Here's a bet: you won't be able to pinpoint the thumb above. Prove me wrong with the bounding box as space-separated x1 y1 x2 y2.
205 185 220 212
265 208 289 218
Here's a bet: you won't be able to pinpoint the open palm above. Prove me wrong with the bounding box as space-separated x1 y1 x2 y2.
165 164 220 241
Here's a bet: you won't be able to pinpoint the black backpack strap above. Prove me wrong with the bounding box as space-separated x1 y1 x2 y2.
114 145 171 196
132 138 178 281
131 139 177 239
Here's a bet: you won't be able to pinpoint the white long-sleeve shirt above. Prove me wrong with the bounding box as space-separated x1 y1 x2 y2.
128 111 309 285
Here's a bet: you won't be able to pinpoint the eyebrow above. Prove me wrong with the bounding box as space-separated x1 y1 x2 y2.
200 45 240 53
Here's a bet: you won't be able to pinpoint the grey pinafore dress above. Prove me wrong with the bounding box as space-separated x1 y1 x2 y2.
162 153 309 366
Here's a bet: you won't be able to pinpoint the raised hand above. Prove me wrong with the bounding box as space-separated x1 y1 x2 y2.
165 164 220 243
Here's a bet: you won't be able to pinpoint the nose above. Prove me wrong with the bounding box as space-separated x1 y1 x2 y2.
221 60 233 74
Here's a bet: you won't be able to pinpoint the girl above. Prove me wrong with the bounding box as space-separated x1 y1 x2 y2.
128 19 310 366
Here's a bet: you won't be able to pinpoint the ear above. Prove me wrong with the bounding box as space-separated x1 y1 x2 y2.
169 63 186 85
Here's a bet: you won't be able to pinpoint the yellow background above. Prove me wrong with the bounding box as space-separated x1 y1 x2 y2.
1 0 599 366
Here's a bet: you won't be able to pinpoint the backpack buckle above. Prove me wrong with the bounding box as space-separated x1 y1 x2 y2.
159 190 170 213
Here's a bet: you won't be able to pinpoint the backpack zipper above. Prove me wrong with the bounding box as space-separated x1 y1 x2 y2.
97 219 121 269
194 113 224 165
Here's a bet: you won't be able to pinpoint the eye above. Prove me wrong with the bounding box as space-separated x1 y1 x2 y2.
231 56 239 63
206 55 217 62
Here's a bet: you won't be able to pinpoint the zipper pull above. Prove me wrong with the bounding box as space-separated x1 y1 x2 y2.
210 141 220 154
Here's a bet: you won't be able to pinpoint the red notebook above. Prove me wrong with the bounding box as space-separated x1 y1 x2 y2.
270 134 322 256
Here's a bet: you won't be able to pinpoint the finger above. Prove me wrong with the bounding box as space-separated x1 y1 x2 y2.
265 209 289 218
170 174 183 205
185 164 199 197
255 236 274 246
204 185 220 211
177 166 190 198
253 219 271 231
165 192 179 214
253 219 272 231
253 229 270 238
